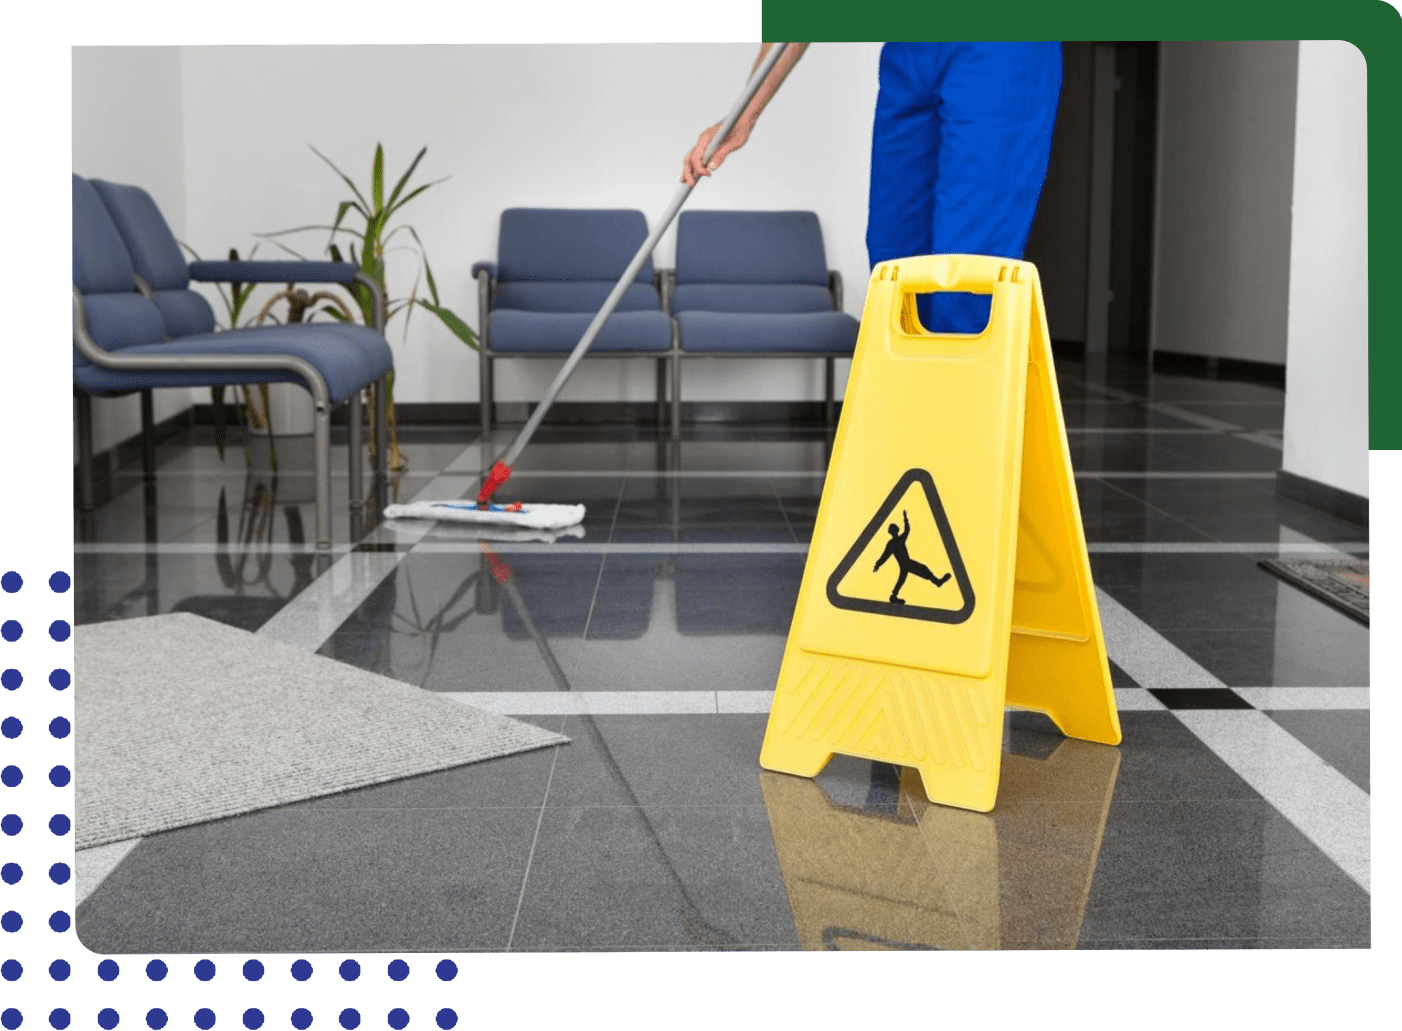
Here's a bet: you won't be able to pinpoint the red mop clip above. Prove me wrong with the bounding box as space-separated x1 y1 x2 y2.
477 460 513 508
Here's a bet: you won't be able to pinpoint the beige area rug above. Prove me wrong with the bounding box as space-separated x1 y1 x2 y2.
75 613 568 849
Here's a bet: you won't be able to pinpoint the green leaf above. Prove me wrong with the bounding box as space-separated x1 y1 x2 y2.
310 144 370 212
328 242 344 263
386 146 428 209
418 300 480 350
372 144 385 212
386 177 448 218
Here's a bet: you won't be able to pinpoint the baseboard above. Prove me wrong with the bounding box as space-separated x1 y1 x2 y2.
1276 469 1368 529
1152 350 1287 389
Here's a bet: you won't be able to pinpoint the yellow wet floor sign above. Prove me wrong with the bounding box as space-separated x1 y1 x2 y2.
760 254 1121 812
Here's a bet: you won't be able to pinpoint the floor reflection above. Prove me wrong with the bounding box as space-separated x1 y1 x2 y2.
762 736 1120 949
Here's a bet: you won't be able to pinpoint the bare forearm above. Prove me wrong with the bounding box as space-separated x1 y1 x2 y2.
739 42 809 128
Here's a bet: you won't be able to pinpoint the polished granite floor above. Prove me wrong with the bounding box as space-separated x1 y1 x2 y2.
73 354 1370 952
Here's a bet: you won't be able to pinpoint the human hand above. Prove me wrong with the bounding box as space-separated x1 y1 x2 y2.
681 119 754 186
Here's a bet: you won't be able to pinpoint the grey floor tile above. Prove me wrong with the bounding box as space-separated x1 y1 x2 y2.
509 804 799 951
1078 798 1370 945
1158 625 1369 688
545 714 772 807
1145 432 1284 472
76 806 544 954
1264 710 1369 792
1075 479 1217 543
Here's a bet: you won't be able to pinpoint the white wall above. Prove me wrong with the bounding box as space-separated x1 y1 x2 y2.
1152 41 1298 364
1281 41 1369 500
73 46 194 455
178 43 882 408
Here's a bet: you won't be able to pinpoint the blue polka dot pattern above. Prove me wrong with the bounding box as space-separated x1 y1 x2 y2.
388 1011 409 1030
48 767 70 788
1 865 20 885
49 1010 70 1030
291 1010 313 1031
98 1009 120 1029
48 670 69 691
1 573 20 593
243 959 264 981
1 622 21 643
387 959 409 982
48 718 70 740
48 622 70 643
0 959 20 981
47 912 69 933
0 815 18 836
146 960 167 981
339 960 360 981
49 572 70 593
194 959 216 981
291 959 313 981
194 1009 216 1030
48 864 71 885
1 670 19 691
339 1011 360 1030
242 1010 264 1030
47 960 69 981
98 958 120 981
0 719 20 740
434 960 456 982
48 815 69 836
434 1010 457 1030
146 1010 168 1030
1 912 21 933
1 768 21 788
2 1008 21 1030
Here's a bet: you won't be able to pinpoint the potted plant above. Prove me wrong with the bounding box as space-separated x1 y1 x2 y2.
257 143 479 471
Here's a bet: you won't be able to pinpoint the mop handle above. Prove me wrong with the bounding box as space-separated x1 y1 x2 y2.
494 43 793 469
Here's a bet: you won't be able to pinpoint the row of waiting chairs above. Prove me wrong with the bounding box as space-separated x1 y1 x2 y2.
474 209 860 438
72 174 394 550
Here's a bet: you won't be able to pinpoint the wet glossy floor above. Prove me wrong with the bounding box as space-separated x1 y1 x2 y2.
74 355 1369 951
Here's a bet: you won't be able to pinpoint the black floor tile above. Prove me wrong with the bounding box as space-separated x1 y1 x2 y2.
1147 687 1254 709
1264 710 1370 792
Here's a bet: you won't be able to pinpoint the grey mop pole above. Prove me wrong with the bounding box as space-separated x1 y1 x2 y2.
476 43 793 505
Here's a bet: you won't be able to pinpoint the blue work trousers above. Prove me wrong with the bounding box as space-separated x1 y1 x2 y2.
867 42 1062 333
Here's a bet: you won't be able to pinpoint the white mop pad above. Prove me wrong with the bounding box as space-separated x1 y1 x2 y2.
383 500 586 530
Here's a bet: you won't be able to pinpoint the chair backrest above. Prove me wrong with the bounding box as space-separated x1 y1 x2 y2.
90 179 216 337
673 211 835 314
493 208 660 313
72 174 167 357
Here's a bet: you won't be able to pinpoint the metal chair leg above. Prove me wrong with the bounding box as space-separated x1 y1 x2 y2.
348 389 363 508
140 388 156 478
375 374 389 481
480 349 493 440
313 394 332 550
75 390 95 511
656 357 667 428
670 352 682 442
825 357 836 426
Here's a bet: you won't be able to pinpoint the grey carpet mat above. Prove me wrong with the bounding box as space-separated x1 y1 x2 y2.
75 613 568 849
1259 557 1369 625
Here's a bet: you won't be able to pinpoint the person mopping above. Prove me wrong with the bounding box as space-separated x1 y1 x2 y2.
681 42 1062 335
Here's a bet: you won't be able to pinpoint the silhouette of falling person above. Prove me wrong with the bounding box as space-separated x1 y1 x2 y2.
873 510 951 604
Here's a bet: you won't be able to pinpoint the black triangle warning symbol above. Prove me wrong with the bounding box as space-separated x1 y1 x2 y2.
825 468 976 624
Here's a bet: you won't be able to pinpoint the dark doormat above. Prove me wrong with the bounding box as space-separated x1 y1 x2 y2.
1259 557 1368 625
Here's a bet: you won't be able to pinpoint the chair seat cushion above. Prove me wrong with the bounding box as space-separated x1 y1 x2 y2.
494 281 661 313
672 282 836 314
675 311 858 354
73 324 393 404
489 310 672 353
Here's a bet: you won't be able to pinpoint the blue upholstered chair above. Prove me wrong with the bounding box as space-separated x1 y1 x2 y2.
472 208 674 438
669 210 859 435
72 173 395 550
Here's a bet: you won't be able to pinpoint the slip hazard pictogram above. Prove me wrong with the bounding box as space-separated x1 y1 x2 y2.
826 468 975 623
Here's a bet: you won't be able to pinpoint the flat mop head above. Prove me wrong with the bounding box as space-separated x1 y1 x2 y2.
383 500 585 531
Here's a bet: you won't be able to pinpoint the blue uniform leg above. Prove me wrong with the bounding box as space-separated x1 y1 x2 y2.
868 43 1062 334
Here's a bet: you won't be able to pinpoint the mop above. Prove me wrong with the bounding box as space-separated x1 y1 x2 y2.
389 44 794 532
